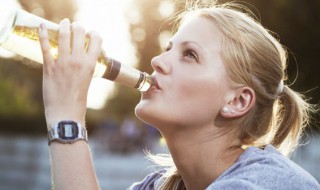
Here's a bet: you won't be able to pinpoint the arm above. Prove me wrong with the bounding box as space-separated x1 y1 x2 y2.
38 18 102 190
49 142 99 190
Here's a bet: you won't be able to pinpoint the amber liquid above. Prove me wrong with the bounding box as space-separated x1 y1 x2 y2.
0 24 152 91
1 25 108 77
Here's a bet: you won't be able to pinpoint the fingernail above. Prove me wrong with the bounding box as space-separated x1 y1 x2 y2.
39 23 47 32
40 23 45 29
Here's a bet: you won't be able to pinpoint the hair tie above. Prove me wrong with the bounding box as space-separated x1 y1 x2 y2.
277 80 284 94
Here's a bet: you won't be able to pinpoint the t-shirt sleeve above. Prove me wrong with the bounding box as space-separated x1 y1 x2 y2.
127 171 163 190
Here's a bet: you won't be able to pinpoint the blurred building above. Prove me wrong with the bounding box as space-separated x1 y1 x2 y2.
0 132 319 190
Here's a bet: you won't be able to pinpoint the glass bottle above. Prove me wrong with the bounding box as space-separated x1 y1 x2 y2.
0 9 153 91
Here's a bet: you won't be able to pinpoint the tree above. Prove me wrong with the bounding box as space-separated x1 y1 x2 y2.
103 0 176 123
0 0 78 134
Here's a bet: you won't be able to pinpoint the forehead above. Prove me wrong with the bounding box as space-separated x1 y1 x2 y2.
171 16 223 52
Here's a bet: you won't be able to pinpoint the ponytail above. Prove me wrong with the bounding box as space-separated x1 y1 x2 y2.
271 85 313 156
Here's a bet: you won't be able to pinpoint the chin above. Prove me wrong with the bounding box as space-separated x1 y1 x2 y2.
135 101 151 124
135 100 163 127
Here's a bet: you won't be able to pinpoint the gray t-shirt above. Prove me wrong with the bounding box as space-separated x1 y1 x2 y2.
128 145 320 190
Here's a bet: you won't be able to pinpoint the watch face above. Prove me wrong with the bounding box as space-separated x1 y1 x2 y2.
57 121 79 140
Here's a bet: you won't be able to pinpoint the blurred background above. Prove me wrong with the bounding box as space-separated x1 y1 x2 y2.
0 0 319 189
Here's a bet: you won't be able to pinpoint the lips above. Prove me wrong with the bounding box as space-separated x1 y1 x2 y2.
143 76 161 95
151 75 161 90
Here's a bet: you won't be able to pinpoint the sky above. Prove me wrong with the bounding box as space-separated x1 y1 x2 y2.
0 0 136 110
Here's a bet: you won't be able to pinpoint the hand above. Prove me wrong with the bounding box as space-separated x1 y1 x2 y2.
38 19 102 129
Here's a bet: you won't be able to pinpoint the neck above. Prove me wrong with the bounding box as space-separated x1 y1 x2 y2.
161 125 244 190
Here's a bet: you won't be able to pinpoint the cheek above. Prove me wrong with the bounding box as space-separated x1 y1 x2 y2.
168 79 225 125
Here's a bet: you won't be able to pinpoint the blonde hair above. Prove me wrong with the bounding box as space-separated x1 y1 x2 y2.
150 1 314 189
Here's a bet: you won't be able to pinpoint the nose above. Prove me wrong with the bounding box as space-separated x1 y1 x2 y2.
151 54 171 75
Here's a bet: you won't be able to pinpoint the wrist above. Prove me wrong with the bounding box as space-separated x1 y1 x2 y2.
48 120 88 145
46 117 85 131
46 119 85 130
45 108 86 130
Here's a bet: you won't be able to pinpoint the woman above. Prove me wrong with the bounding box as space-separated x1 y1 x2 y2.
38 1 319 190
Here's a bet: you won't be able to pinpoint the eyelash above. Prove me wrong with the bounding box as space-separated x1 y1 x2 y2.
164 46 199 62
183 49 198 62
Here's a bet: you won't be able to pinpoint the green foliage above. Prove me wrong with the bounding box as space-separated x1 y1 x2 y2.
0 75 39 116
103 86 141 123
0 58 42 117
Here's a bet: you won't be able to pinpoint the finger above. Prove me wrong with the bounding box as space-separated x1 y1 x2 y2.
86 30 103 60
58 18 71 57
71 22 86 56
38 23 54 67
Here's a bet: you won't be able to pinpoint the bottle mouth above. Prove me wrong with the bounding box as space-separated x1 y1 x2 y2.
137 73 153 92
0 9 17 44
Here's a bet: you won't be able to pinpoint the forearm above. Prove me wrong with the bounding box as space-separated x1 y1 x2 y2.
47 116 99 189
38 18 103 190
49 141 100 190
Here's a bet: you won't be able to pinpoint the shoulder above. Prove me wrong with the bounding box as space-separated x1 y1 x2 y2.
127 170 164 190
206 145 320 190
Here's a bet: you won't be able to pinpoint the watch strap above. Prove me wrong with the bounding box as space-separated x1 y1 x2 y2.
48 121 88 145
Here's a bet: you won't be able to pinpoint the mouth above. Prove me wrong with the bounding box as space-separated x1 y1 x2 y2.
151 76 161 90
143 76 161 95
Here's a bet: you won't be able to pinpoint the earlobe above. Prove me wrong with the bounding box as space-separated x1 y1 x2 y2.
220 105 236 118
220 87 255 118
222 106 229 113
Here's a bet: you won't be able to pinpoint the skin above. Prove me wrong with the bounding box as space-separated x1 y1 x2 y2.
39 16 255 190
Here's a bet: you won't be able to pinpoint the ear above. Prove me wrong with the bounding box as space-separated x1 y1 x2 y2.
220 87 256 118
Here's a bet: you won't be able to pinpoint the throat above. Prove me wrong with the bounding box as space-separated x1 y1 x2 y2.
163 131 244 190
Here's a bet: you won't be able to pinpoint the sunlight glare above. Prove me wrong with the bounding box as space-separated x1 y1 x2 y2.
0 0 21 58
158 30 172 51
75 0 137 110
158 1 175 18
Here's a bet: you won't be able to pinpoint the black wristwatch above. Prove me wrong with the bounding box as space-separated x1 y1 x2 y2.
48 120 88 145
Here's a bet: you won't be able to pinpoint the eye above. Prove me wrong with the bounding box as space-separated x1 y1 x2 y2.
164 42 172 52
183 49 198 61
